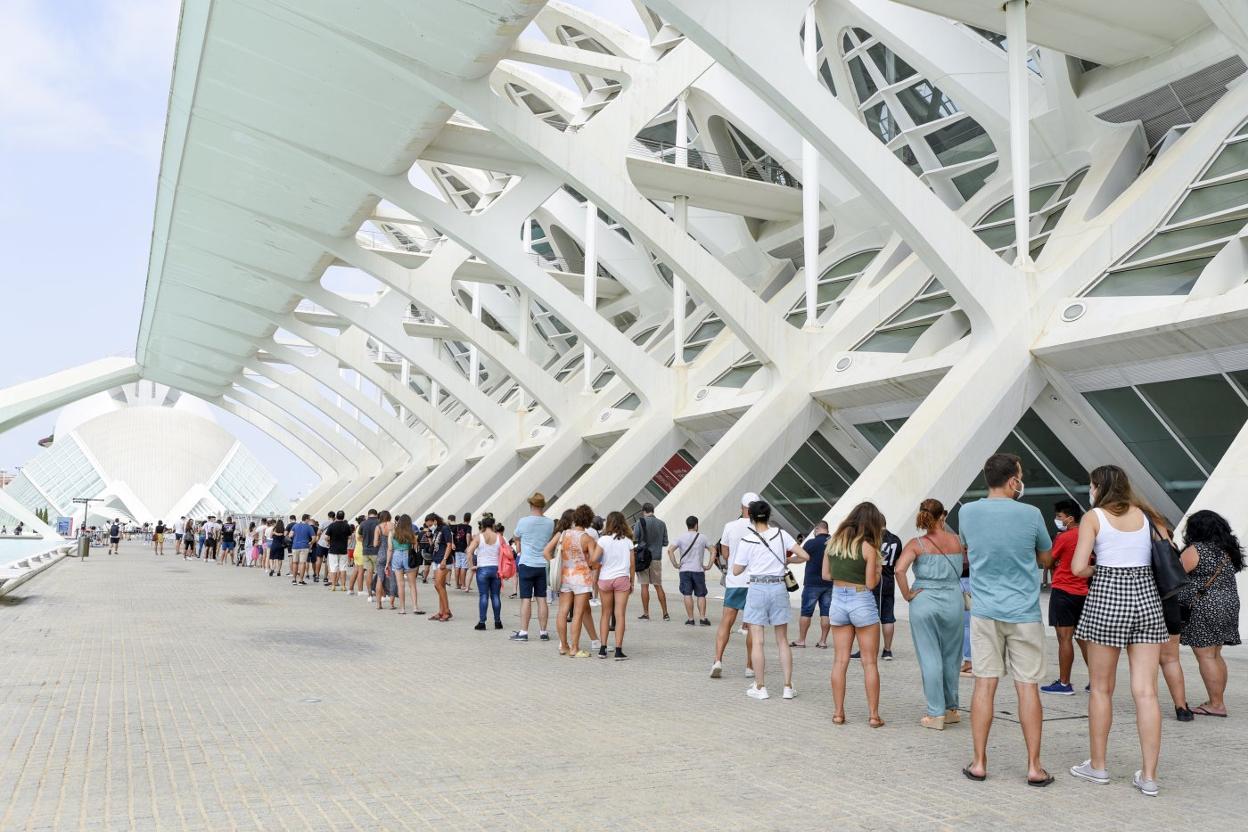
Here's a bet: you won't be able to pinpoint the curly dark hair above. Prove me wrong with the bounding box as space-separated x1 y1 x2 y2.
1182 510 1245 572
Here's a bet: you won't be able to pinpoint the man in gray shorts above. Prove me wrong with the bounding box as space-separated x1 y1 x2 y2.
633 503 670 621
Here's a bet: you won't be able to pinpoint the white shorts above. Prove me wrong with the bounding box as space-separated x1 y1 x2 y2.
328 553 350 573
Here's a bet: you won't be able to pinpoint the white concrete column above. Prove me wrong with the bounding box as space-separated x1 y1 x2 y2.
583 198 598 391
522 217 532 253
399 358 410 422
673 92 689 365
1006 0 1032 268
518 288 531 411
802 1 821 326
469 282 482 388
672 195 688 365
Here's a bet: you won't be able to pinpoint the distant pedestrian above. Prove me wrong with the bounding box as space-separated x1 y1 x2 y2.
633 503 670 621
668 515 712 626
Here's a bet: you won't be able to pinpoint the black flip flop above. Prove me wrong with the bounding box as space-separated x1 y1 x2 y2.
962 767 986 782
789 641 806 648
1027 771 1055 787
1192 705 1229 717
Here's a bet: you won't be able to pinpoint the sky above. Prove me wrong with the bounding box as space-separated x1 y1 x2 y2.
0 0 648 500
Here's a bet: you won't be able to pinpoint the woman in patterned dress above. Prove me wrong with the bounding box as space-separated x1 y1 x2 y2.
1178 510 1243 717
546 504 596 658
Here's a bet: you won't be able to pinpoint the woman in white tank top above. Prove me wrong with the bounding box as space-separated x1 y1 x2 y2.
1068 465 1168 796
465 519 504 630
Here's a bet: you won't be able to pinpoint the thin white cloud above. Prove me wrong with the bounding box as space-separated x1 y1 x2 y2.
0 0 177 153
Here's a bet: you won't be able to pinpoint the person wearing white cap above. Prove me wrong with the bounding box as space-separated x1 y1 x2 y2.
710 491 760 679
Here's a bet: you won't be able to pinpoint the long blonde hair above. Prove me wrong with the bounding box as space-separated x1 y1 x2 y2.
826 502 885 560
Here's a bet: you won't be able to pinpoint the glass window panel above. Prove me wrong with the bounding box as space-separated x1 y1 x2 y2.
974 224 1017 250
819 60 836 93
866 43 916 85
688 318 724 342
631 326 657 345
852 27 873 43
857 322 931 353
1028 183 1062 212
785 307 806 328
1039 206 1066 233
889 294 955 324
1058 167 1089 199
1086 257 1211 297
710 362 761 388
895 80 958 124
825 250 879 278
894 144 923 175
925 118 994 167
1084 386 1205 510
804 431 859 489
1014 409 1088 497
1137 375 1247 473
614 393 640 411
848 56 878 102
1127 219 1244 263
1172 178 1248 223
863 101 899 142
854 420 896 452
761 482 817 533
979 198 1015 225
952 160 997 200
1202 140 1248 181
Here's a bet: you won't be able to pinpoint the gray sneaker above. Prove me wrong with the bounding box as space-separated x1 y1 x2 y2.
1132 771 1159 797
1070 760 1109 784
508 631 528 642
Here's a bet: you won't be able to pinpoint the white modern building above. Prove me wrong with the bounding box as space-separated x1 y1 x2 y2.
1 384 288 528
3 0 1248 592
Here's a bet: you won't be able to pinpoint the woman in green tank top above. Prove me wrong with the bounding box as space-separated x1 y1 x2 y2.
823 502 885 728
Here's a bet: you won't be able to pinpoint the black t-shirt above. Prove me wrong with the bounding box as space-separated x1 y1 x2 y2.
879 531 903 580
451 523 471 552
434 524 453 558
155 523 166 534
325 520 353 555
221 522 236 543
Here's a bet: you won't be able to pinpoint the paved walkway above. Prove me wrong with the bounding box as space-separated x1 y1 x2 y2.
1 542 1243 831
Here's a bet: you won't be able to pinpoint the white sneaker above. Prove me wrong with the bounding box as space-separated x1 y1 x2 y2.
783 686 796 700
736 626 748 635
589 598 601 607
744 668 756 679
590 639 601 650
367 595 374 602
746 685 769 700
710 660 723 678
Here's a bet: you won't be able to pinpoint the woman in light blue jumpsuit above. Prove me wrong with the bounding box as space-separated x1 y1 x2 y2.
895 499 966 730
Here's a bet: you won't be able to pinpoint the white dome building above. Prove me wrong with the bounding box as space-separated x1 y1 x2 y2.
4 383 287 527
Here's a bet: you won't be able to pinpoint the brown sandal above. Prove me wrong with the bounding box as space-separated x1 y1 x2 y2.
869 716 886 729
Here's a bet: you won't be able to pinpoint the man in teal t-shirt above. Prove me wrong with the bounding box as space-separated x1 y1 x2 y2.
957 453 1055 787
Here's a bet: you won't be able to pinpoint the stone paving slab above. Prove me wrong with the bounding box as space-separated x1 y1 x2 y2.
1 542 1245 831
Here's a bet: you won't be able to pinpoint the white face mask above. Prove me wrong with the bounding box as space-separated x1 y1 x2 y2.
1054 518 1066 531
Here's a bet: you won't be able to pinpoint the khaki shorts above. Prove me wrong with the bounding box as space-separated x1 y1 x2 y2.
291 548 309 564
970 617 1046 684
637 560 662 585
357 555 377 572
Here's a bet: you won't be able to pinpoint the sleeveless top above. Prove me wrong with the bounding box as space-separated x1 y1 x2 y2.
390 535 411 565
559 530 592 588
825 540 868 585
475 534 501 568
910 536 964 592
1091 507 1151 568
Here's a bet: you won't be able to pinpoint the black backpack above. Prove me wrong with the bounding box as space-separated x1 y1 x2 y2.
633 516 652 572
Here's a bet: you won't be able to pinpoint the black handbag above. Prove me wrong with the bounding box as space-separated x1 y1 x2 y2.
633 517 652 572
1148 519 1188 600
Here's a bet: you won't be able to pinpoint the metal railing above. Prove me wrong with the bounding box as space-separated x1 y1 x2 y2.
627 137 802 189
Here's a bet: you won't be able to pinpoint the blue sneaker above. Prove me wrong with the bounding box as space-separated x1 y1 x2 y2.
1041 680 1075 696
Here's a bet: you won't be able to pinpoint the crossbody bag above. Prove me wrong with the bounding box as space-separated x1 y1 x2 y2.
749 528 799 592
921 535 972 611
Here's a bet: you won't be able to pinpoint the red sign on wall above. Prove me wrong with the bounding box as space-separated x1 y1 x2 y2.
651 452 694 494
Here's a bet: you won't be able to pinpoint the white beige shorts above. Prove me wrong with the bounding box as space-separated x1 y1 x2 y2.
970 617 1046 684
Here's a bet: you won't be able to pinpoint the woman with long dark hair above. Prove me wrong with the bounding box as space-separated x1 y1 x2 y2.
1069 465 1167 796
823 502 884 726
591 511 634 660
374 510 397 610
268 519 287 576
1177 509 1243 716
893 499 964 730
466 517 504 630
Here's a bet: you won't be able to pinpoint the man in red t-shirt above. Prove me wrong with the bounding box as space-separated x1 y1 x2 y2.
1041 499 1089 695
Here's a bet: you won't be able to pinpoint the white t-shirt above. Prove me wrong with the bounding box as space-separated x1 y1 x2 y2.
598 534 633 580
721 516 752 589
732 526 796 579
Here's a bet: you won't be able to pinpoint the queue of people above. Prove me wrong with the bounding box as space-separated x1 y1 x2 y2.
135 452 1240 798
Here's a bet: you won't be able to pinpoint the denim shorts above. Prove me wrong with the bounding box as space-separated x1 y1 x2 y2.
679 571 708 597
800 584 833 618
724 587 748 610
743 582 791 626
828 586 880 628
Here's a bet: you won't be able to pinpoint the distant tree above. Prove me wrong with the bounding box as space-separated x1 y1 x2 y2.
34 507 49 524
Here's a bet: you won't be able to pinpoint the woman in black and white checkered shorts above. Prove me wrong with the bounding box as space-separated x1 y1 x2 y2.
1069 466 1169 798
